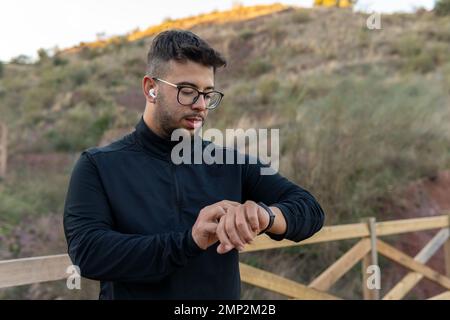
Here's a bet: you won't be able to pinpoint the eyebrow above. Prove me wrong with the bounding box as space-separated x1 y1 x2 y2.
176 81 215 91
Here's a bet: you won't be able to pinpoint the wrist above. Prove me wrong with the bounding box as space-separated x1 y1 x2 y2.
266 205 287 236
257 202 275 235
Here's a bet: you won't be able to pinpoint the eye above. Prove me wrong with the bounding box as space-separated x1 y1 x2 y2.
180 87 196 95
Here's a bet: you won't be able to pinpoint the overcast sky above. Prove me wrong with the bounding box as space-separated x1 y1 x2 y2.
0 0 436 62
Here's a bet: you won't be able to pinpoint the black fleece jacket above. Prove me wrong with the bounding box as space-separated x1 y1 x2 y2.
63 117 325 299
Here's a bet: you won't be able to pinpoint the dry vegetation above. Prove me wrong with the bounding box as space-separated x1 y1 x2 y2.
1 4 450 299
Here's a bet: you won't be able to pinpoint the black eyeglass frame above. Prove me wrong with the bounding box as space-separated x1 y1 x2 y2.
152 77 224 110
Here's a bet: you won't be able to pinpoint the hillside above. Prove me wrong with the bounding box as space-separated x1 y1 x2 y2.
0 4 450 299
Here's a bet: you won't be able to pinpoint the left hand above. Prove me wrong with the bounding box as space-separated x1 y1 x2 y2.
216 200 270 254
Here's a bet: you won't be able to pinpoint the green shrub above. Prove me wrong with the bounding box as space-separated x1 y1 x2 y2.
435 0 450 16
37 48 50 64
0 192 34 226
283 70 450 224
291 10 311 24
10 55 32 65
400 42 449 73
20 85 58 124
72 85 105 106
52 55 68 66
110 36 129 51
256 77 280 105
246 59 273 77
79 46 102 60
71 67 91 86
406 51 436 73
391 34 449 73
238 29 255 41
391 34 422 57
45 102 116 151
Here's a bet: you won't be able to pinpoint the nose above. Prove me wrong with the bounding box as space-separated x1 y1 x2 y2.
191 94 207 111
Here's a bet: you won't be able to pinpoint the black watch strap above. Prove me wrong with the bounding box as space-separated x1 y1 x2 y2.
258 202 275 235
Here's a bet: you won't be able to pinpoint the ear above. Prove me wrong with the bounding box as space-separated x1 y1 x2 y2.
142 75 157 103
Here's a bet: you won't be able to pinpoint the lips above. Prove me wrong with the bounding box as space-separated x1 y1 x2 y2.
183 116 203 129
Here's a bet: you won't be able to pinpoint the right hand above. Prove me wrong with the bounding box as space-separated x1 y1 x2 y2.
191 200 240 250
215 200 268 254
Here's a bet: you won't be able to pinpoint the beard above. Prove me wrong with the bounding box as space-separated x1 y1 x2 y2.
154 92 206 139
153 92 177 139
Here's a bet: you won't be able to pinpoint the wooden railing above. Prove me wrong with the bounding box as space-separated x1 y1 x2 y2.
0 122 7 179
1 213 450 299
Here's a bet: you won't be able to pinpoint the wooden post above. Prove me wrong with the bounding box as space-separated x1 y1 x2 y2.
361 217 380 300
444 212 450 278
0 122 7 179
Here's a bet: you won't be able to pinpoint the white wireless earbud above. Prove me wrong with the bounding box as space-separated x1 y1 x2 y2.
149 89 156 98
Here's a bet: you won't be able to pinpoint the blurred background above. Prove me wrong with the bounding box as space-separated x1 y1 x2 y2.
0 0 450 299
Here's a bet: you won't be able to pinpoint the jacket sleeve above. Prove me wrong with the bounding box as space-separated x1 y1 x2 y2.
63 152 204 283
242 157 325 242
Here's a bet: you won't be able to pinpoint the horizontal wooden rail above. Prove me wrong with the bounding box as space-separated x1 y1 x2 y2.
243 214 450 253
1 214 449 291
0 254 72 289
239 263 340 300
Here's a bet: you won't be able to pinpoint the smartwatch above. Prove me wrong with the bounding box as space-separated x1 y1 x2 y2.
258 202 275 235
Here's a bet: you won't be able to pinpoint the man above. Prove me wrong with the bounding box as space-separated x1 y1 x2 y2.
63 30 325 300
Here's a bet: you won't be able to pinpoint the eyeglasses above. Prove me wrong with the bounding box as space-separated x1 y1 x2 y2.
152 77 224 110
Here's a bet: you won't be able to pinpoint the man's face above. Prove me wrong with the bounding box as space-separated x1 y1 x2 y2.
153 60 214 138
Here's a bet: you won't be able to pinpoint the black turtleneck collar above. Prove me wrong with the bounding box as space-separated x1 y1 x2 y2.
134 116 201 160
134 117 180 158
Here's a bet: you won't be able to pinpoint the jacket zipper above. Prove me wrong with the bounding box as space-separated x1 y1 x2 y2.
171 163 182 217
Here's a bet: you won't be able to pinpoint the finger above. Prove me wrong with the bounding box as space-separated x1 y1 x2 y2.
216 215 234 253
245 201 260 234
202 205 227 222
225 207 245 250
235 205 255 243
202 222 218 235
217 241 233 255
219 200 241 207
217 200 241 212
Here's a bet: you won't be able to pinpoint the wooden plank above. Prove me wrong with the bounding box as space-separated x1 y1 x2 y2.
368 218 379 270
0 254 73 288
377 239 450 290
1 214 449 289
383 229 449 300
360 217 380 300
0 123 7 178
243 223 369 252
309 238 371 291
445 239 450 278
362 253 372 300
239 263 341 300
428 291 450 300
376 215 449 237
243 215 450 253
444 212 450 277
368 217 380 299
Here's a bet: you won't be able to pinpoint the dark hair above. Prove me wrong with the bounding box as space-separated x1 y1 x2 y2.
146 29 226 77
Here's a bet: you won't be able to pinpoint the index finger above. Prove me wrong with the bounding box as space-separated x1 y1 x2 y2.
216 200 241 211
202 205 227 222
